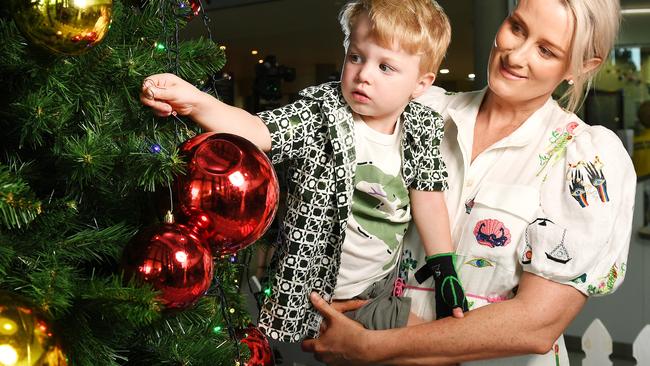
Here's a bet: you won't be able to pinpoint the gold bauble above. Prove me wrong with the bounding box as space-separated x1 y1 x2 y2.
12 0 112 56
0 292 67 366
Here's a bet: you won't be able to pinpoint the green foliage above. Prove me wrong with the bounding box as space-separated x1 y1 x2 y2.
0 163 41 229
0 0 252 364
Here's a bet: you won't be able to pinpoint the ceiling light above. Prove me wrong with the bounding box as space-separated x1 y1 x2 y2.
621 8 650 14
468 73 476 80
251 50 259 55
439 69 450 74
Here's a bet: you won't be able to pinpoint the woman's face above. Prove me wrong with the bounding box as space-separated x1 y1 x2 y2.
487 0 574 106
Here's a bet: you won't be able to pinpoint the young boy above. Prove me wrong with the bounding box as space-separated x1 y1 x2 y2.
140 0 467 342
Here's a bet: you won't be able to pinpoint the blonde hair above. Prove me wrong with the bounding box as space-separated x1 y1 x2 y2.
558 0 621 112
339 0 451 74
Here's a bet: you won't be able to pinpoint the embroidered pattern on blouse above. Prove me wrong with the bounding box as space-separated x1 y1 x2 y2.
567 156 610 208
537 121 579 178
473 218 511 248
587 263 626 295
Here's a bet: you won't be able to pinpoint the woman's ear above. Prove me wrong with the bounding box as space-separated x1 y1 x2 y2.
412 72 436 99
583 57 603 75
565 57 603 81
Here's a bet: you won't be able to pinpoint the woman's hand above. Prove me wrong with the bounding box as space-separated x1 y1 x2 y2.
301 292 373 366
331 298 368 313
140 73 203 117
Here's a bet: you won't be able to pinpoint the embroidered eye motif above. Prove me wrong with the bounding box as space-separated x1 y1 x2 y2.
465 258 494 268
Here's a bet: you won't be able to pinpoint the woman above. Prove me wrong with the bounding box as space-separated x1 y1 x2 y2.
301 0 635 364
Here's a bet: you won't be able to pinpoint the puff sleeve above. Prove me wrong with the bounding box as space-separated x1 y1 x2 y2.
520 125 636 296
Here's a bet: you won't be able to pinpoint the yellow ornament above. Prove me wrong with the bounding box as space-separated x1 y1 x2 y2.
0 292 67 366
11 0 112 56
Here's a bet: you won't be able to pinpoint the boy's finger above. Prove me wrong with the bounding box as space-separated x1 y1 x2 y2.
452 307 465 318
140 97 173 116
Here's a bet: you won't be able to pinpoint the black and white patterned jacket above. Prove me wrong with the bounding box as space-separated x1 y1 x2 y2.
257 81 447 342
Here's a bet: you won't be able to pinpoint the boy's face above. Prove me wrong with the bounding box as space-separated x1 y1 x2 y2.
341 13 434 127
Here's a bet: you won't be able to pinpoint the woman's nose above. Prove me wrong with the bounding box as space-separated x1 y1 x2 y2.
505 40 529 68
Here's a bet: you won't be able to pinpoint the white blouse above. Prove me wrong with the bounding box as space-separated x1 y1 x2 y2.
402 87 636 365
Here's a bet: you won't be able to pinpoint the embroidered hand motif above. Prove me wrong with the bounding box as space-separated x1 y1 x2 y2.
569 170 588 207
584 161 609 202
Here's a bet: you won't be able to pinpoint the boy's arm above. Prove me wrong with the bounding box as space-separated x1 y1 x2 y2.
410 189 466 318
141 73 271 151
409 189 452 256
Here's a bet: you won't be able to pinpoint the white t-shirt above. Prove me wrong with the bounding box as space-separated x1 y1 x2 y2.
333 115 411 299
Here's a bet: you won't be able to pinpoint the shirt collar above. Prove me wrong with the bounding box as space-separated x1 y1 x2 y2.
447 88 555 149
298 81 346 107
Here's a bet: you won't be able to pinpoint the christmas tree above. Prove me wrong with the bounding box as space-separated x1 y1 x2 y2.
0 0 261 364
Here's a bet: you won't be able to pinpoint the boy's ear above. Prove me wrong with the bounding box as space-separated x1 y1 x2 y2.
412 72 436 99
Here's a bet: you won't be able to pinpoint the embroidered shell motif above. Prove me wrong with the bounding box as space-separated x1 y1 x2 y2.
473 219 511 248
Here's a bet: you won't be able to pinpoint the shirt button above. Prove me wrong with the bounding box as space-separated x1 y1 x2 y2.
465 179 474 187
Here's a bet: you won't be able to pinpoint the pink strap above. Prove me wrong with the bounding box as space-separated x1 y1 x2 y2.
393 279 508 303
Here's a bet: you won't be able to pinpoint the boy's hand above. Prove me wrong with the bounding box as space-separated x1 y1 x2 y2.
416 252 469 319
140 73 202 117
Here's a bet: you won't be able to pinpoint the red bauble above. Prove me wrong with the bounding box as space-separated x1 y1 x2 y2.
176 133 279 256
188 0 201 16
122 218 213 309
238 325 274 366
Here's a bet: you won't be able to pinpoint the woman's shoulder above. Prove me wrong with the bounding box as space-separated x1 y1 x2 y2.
415 86 482 115
545 104 634 172
560 109 627 154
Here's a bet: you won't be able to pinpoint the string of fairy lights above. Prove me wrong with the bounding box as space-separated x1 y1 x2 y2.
158 1 246 364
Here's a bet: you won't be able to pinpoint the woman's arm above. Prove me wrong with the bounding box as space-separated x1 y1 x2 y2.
302 271 586 365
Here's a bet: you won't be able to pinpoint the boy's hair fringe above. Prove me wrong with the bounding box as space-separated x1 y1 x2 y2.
339 0 451 74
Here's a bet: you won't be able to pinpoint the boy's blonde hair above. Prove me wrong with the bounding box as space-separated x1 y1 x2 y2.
557 0 621 112
339 0 451 74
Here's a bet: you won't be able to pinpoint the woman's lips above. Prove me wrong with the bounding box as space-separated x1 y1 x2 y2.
499 61 526 80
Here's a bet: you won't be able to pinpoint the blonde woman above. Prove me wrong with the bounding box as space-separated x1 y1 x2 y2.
302 0 635 364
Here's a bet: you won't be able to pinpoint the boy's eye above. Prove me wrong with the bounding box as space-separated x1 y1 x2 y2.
379 64 393 72
349 54 362 63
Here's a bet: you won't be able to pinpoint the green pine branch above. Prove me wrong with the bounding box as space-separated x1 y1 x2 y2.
0 0 253 364
0 164 42 229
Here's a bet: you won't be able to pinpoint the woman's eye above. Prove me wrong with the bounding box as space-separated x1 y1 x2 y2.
511 21 522 33
539 46 554 58
510 20 524 34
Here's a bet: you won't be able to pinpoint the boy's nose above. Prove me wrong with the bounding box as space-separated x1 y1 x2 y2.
356 65 372 84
